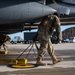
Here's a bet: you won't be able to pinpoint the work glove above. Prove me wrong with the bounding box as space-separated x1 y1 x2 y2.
56 39 62 44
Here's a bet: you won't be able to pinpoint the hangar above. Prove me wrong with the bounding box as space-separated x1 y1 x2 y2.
62 27 75 40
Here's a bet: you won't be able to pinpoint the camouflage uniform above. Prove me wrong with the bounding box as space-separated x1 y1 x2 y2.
37 15 62 59
0 34 10 51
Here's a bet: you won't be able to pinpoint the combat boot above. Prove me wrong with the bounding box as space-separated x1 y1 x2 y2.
51 54 63 64
5 50 8 54
36 57 47 66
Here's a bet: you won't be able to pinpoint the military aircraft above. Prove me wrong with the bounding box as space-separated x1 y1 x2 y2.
48 0 75 25
0 0 75 34
0 0 57 34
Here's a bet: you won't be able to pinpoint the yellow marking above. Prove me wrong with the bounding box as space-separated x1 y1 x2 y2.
12 64 34 68
0 58 28 65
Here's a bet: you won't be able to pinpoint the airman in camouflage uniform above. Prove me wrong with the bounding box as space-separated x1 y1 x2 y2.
34 15 63 66
0 34 10 53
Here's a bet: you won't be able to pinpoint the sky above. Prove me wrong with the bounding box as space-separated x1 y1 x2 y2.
8 24 75 39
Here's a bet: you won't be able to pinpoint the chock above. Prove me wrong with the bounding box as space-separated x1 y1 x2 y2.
11 58 34 68
16 58 28 65
0 58 28 65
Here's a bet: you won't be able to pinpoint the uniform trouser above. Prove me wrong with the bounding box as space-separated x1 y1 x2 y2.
38 38 54 58
0 44 7 51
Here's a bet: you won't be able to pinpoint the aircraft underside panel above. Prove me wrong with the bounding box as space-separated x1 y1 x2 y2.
0 2 56 24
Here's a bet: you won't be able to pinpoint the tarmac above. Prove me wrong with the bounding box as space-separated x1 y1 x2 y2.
0 43 75 75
